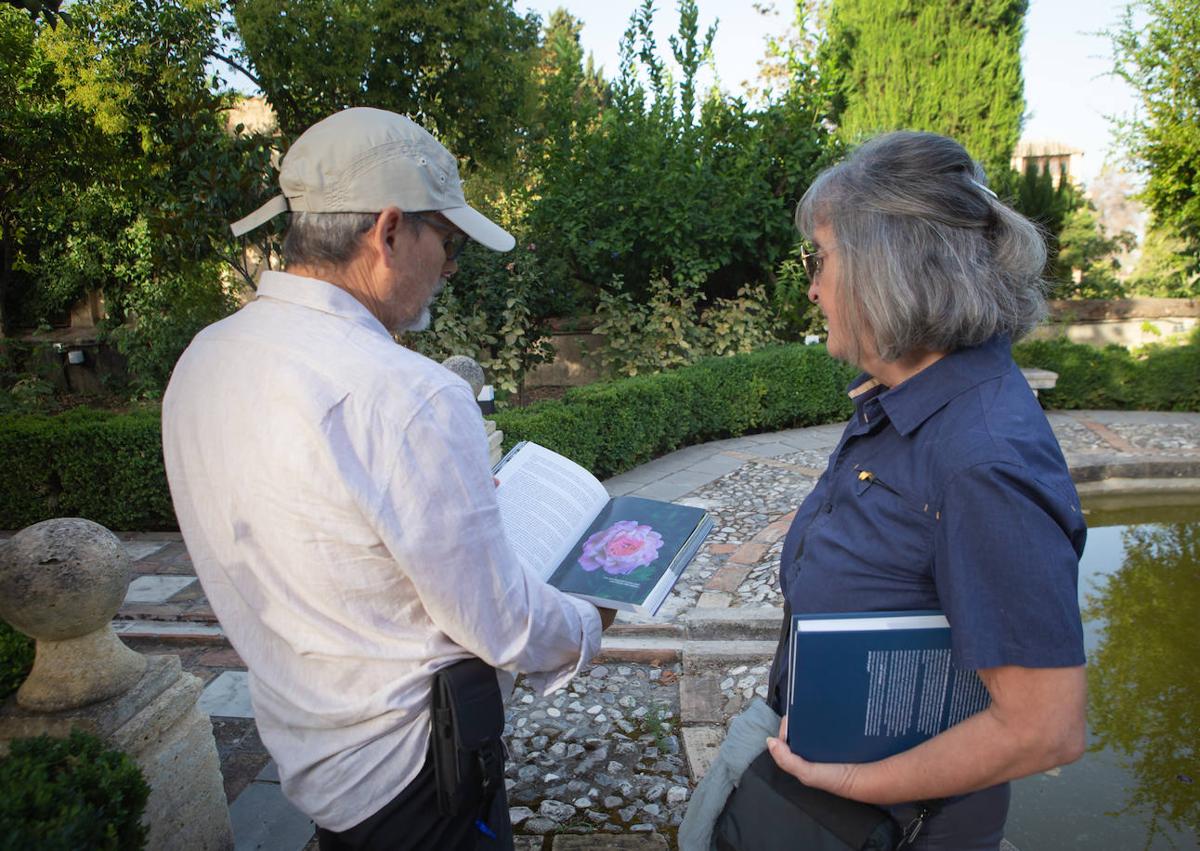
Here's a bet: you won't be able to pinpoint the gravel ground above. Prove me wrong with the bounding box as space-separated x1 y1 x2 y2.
1107 422 1200 452
1045 415 1114 453
506 662 689 839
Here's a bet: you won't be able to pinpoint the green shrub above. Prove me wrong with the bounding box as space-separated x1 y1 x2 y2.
1013 330 1200 411
1012 338 1138 409
590 276 709 377
1129 333 1200 411
0 729 150 851
0 620 35 700
0 407 173 530
493 344 857 478
590 278 785 377
3 335 1192 532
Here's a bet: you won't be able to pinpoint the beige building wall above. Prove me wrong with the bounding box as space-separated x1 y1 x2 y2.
1012 139 1085 186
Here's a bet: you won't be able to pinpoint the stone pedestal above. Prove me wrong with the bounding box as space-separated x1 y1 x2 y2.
485 419 504 466
0 518 233 851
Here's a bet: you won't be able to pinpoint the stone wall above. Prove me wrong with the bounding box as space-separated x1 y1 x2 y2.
1031 297 1199 348
524 332 607 388
525 299 1199 390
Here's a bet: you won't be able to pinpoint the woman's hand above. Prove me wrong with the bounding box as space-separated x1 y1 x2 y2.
765 715 862 800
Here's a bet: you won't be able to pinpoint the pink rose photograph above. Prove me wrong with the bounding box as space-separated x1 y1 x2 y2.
548 497 706 606
578 520 664 575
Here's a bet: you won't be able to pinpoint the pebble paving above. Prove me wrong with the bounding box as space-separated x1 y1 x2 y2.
687 456 822 607
714 662 773 720
1107 421 1200 452
505 663 689 839
1046 415 1114 453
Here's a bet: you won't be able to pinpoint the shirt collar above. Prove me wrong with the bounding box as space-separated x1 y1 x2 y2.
255 270 391 338
850 336 1014 436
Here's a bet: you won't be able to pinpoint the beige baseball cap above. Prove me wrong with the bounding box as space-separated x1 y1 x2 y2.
230 107 515 252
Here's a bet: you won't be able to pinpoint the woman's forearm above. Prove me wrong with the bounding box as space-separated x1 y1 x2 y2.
768 664 1087 805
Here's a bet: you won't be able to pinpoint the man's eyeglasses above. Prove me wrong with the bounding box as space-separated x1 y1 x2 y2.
799 244 824 280
407 213 469 261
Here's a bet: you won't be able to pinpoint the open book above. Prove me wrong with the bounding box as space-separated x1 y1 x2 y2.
787 611 991 763
493 442 713 617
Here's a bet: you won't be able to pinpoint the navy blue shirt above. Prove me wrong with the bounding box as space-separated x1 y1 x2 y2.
776 335 1086 684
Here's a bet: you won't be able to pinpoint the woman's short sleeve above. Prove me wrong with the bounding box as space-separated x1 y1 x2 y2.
932 460 1086 670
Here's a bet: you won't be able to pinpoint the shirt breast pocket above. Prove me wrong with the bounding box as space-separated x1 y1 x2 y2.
852 469 934 578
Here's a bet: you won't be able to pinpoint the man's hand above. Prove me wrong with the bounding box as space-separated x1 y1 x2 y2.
766 715 861 799
597 607 618 630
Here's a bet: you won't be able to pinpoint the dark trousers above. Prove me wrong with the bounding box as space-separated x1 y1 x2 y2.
316 741 513 851
887 783 1011 851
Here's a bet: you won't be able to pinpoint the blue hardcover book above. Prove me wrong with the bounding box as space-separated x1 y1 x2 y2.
786 611 991 763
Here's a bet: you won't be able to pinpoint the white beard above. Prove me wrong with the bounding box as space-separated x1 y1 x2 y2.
402 306 432 333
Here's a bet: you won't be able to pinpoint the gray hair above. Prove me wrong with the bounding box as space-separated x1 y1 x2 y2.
796 131 1048 363
282 212 382 269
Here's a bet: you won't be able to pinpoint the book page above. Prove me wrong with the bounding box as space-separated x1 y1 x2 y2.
494 443 610 580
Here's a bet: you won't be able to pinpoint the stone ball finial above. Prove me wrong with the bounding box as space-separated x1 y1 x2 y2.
441 355 486 399
0 518 146 711
0 518 131 639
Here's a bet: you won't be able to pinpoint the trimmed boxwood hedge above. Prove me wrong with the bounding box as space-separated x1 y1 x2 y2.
0 406 173 531
1012 329 1200 412
3 335 1196 532
0 345 856 530
493 344 858 478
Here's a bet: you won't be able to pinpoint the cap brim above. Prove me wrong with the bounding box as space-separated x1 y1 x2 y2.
441 206 516 252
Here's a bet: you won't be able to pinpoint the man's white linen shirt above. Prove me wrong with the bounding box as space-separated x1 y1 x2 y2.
162 270 601 831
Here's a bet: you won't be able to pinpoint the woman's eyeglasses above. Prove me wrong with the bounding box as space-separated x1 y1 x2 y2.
799 244 824 280
407 213 469 261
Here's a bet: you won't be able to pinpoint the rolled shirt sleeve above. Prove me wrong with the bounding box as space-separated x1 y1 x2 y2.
933 459 1087 671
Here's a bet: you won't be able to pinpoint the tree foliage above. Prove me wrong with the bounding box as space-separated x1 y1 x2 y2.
988 161 1089 287
1053 202 1136 298
821 0 1027 178
0 5 95 333
526 0 833 316
3 0 67 26
1111 0 1200 286
233 0 540 170
1129 218 1198 296
0 0 275 394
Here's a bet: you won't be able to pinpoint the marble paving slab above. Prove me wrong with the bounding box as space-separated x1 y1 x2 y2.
124 540 172 561
200 670 255 719
124 575 196 603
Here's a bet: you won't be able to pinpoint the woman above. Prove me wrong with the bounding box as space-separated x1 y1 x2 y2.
762 131 1088 849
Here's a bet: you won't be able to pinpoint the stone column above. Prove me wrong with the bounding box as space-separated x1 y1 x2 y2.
0 518 233 851
442 354 505 465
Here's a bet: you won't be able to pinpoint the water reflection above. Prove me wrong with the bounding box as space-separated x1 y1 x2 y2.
1083 518 1199 845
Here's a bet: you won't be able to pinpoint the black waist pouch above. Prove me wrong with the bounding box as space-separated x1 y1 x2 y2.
430 657 505 817
714 751 906 851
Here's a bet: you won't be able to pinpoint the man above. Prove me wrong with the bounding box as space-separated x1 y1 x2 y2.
162 108 612 850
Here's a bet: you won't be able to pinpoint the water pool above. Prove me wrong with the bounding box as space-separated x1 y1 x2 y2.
1005 491 1199 850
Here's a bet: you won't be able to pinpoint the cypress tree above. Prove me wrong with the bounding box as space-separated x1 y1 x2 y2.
821 0 1028 179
